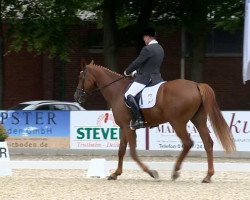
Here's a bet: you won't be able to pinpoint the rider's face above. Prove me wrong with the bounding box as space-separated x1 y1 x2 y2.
143 35 150 45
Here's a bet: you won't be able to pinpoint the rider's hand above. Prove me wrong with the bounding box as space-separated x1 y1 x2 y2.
124 71 129 77
124 70 137 77
131 71 137 77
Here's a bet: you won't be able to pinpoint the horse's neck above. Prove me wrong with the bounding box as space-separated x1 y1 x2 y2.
90 66 128 105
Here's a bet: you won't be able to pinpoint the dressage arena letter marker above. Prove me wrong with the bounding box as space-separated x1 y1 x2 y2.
0 147 7 158
0 142 12 176
87 158 109 178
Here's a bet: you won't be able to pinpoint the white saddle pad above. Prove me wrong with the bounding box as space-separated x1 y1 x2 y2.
139 82 165 109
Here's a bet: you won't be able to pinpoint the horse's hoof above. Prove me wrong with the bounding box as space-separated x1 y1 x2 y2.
171 171 180 181
107 175 117 180
149 170 159 179
202 177 211 183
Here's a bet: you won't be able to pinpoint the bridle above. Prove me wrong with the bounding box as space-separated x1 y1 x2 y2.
74 69 125 103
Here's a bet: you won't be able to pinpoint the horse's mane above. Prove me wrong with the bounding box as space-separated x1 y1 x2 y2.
88 62 123 78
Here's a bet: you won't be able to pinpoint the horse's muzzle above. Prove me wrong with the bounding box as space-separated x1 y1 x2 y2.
74 89 87 104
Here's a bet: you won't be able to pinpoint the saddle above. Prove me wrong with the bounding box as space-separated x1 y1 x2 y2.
125 81 164 109
137 82 165 109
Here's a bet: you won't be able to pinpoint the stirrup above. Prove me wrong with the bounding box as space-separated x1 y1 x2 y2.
129 120 145 130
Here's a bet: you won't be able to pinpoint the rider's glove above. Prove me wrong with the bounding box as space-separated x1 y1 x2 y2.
124 70 137 77
131 70 137 77
124 71 129 76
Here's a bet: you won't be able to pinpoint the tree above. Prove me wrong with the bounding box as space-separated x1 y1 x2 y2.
150 0 244 81
103 0 117 70
0 0 90 106
0 0 245 109
103 0 155 70
0 0 22 108
0 2 4 109
182 0 209 82
5 0 86 60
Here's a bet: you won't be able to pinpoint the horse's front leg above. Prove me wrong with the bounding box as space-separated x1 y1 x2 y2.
128 129 159 179
107 128 127 180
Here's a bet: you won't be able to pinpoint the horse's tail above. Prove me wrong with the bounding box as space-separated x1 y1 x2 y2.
197 83 236 153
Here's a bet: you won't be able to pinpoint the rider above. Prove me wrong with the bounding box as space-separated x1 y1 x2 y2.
124 27 165 130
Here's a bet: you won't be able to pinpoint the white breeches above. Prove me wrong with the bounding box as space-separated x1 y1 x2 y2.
124 82 146 99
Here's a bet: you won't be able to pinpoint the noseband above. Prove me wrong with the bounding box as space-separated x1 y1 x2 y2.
74 88 89 104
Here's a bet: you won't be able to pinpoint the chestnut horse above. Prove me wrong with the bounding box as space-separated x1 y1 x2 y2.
74 60 236 183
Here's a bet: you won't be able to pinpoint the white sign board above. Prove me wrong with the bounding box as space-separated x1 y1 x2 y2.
224 111 250 151
70 111 250 152
0 142 12 176
70 111 145 150
148 111 250 151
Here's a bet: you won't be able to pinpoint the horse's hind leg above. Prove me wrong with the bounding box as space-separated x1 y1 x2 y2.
108 128 128 180
191 106 214 183
171 123 194 181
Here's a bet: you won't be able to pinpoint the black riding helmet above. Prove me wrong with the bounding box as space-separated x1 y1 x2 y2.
142 27 157 38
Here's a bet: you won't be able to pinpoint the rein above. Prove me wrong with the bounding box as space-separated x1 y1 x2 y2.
99 76 125 92
77 76 126 96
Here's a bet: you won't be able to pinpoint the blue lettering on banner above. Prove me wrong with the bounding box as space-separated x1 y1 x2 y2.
0 111 70 137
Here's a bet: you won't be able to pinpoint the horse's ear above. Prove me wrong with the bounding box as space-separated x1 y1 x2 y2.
90 60 94 65
81 58 86 70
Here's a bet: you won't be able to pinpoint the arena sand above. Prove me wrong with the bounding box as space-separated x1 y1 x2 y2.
1 155 250 200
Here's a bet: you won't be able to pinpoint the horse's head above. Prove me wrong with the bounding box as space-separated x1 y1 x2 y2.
74 59 96 104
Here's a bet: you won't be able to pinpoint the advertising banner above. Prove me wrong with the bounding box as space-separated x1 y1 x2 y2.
225 111 250 151
70 111 146 150
1 111 70 148
148 111 250 151
1 110 249 151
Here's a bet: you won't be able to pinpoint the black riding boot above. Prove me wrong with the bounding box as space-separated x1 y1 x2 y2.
126 95 145 130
